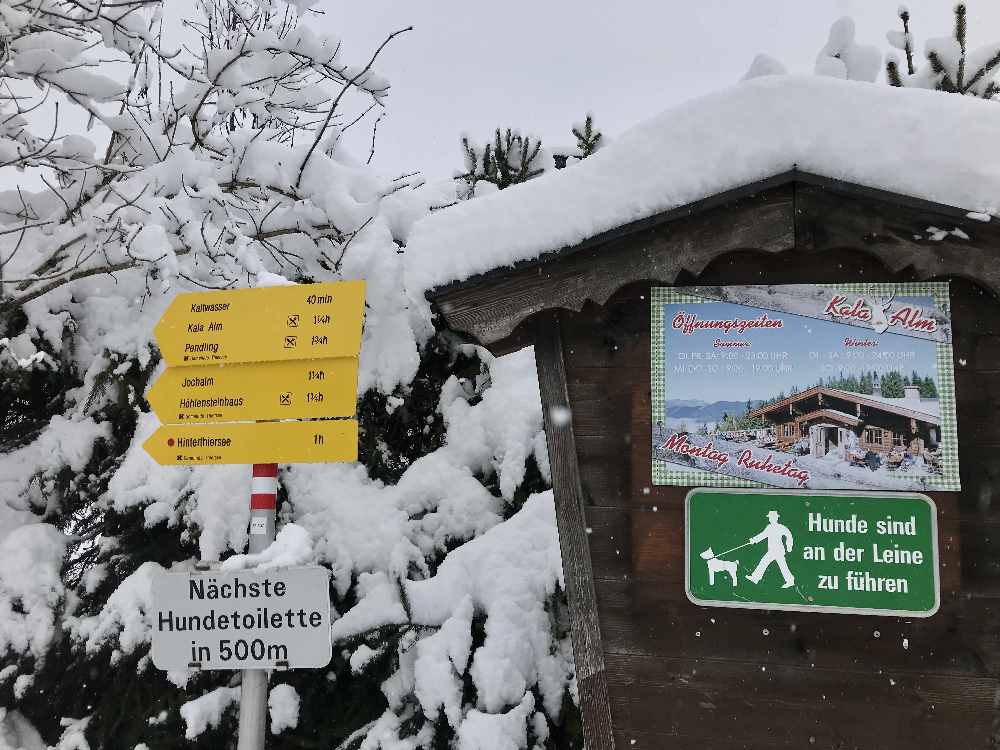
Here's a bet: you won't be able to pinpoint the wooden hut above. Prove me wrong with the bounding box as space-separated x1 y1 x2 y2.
748 384 941 458
407 77 1000 749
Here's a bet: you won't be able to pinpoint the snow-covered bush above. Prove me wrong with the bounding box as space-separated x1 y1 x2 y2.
458 129 552 199
886 4 1000 98
455 114 604 199
745 5 1000 100
0 1 577 747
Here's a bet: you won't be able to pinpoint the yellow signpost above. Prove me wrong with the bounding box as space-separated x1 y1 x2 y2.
142 419 359 466
146 280 365 746
153 280 365 367
144 279 365 467
146 357 358 424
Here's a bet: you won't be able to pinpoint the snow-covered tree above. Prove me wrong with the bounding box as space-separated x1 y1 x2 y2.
886 4 1000 98
569 114 602 159
745 6 1000 99
457 128 551 198
0 1 578 748
457 114 604 198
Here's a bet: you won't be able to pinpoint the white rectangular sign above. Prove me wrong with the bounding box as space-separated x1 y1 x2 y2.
151 566 332 670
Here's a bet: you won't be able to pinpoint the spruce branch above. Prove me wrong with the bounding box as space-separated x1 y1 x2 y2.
886 59 903 87
900 8 916 75
456 126 546 192
887 4 1000 97
571 113 602 158
955 4 967 90
927 50 958 92
962 48 1000 93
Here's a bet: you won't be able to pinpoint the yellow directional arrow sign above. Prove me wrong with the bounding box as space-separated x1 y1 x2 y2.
143 420 358 465
147 358 358 424
154 281 365 367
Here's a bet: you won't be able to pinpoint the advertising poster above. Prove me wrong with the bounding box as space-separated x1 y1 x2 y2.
651 283 960 491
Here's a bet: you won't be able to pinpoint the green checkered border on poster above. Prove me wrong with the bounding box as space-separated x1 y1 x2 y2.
650 282 961 491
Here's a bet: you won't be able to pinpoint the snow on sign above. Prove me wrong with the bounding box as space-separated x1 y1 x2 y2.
651 282 960 491
151 566 332 670
686 488 939 617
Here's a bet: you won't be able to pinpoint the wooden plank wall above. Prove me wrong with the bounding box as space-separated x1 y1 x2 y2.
559 250 1000 749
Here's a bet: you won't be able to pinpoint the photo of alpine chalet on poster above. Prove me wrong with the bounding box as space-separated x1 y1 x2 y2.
651 283 960 491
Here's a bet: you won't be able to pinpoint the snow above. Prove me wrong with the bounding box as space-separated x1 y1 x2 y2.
108 413 263 562
350 644 381 674
826 388 941 421
41 344 555 748
330 491 570 727
438 348 548 501
276 346 543 601
456 693 535 750
220 523 315 571
50 717 90 750
0 709 46 750
69 561 162 661
0 416 110 538
817 408 861 424
814 17 881 82
405 75 1000 292
548 406 572 427
886 29 912 52
412 597 473 725
268 684 300 735
743 54 787 80
179 686 240 739
0 524 68 661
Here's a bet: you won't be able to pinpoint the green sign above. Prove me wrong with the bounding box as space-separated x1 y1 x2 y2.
686 488 939 616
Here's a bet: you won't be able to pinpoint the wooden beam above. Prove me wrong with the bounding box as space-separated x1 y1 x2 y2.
434 184 795 346
533 311 616 750
795 181 1000 299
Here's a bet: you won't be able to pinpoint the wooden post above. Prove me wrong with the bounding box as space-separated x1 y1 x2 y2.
534 312 615 750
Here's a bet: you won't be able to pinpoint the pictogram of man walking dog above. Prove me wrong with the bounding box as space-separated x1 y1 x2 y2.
700 509 795 588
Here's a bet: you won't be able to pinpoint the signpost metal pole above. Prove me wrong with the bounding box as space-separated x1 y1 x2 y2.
237 463 278 750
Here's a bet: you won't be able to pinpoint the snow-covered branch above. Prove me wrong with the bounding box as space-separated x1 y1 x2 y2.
0 0 406 316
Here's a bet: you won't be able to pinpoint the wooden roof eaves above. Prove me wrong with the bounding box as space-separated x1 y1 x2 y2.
426 168 982 301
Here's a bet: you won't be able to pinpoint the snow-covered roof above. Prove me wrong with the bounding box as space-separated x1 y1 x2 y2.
406 75 1000 293
844 390 941 421
751 385 941 424
814 408 862 425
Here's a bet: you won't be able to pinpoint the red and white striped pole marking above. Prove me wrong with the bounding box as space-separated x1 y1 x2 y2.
248 462 277 553
250 463 278 511
238 462 278 750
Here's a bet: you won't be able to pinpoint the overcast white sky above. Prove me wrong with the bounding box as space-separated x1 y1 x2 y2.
327 0 1000 181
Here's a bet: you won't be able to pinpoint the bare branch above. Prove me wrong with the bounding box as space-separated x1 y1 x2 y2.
294 26 411 188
